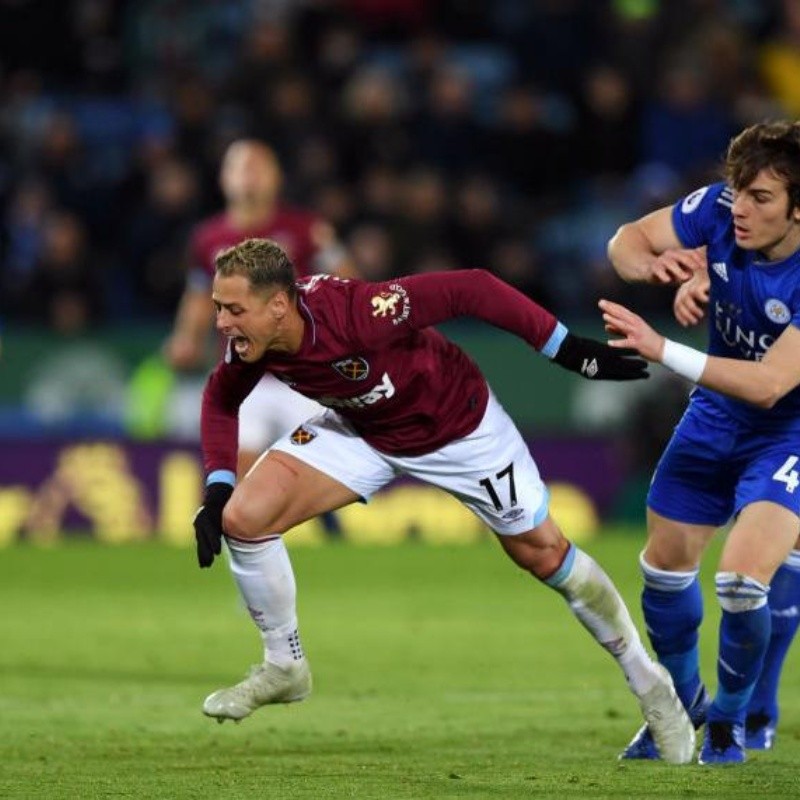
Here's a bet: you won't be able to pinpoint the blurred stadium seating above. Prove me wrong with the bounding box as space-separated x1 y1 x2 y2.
0 0 794 541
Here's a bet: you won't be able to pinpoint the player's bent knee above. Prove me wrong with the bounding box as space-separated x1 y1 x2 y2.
527 540 571 580
222 497 288 540
499 524 570 579
645 515 710 571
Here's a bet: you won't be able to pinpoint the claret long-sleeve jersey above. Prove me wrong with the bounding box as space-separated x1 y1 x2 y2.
201 270 559 474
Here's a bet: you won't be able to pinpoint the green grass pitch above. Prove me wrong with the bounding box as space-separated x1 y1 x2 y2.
1 532 798 799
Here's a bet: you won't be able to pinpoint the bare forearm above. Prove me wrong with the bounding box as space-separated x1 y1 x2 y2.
660 339 785 408
696 357 786 409
607 224 659 283
607 204 701 286
165 289 215 369
175 289 213 341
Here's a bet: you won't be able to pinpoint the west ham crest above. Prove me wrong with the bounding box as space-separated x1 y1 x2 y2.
332 357 370 381
290 426 316 445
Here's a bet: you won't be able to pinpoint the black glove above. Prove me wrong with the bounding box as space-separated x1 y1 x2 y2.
194 482 233 568
551 333 649 381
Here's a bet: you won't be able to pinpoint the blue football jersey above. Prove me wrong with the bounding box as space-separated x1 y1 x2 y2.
671 181 800 431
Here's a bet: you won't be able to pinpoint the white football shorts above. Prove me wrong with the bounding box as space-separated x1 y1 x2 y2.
238 374 327 454
271 391 549 535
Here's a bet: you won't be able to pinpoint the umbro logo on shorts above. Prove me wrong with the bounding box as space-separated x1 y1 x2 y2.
290 426 317 445
331 357 370 380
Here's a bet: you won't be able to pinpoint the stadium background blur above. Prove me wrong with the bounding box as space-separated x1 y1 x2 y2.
1 0 799 545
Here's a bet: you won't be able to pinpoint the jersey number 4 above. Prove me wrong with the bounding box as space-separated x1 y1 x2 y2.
773 456 800 494
479 463 517 510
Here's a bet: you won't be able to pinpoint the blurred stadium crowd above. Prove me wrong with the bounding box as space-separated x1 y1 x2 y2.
2 0 799 338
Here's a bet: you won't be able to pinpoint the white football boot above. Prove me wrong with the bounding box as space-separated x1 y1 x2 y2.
203 659 312 723
635 663 695 764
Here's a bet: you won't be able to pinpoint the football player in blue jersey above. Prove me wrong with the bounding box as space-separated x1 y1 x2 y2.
601 120 800 765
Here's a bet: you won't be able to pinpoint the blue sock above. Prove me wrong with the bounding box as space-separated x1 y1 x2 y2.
710 572 771 724
640 554 703 708
747 553 800 722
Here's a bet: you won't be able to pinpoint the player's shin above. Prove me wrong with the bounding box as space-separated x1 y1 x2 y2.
544 544 660 695
747 550 800 731
226 536 305 667
710 572 771 725
640 555 704 708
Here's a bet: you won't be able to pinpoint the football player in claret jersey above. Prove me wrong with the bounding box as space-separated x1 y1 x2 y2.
603 120 800 764
192 237 696 764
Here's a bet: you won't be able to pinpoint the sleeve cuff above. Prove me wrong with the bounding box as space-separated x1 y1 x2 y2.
207 469 236 487
540 322 569 359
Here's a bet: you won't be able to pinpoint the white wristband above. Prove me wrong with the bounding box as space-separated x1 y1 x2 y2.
661 339 708 383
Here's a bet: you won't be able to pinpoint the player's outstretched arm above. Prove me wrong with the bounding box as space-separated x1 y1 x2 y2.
353 270 649 381
600 298 800 408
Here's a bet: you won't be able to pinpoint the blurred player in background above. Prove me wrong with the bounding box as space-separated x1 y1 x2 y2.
604 120 800 764
192 237 695 764
164 138 357 476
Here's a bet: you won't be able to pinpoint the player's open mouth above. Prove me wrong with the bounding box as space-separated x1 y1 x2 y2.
233 336 250 355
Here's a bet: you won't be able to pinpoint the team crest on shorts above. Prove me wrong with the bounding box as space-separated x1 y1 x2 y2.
332 356 370 380
290 426 316 445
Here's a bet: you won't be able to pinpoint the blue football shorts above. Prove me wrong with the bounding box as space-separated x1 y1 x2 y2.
647 400 800 526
